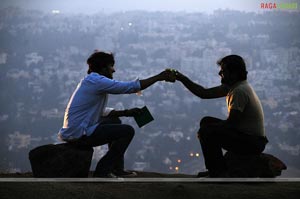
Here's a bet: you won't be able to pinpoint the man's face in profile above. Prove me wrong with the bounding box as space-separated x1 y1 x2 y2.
219 64 239 86
103 64 115 79
219 64 230 85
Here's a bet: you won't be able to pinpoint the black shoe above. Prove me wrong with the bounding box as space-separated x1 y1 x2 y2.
113 170 137 177
197 171 210 177
93 172 117 178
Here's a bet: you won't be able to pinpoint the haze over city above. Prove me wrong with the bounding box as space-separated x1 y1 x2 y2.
0 0 299 177
1 0 297 14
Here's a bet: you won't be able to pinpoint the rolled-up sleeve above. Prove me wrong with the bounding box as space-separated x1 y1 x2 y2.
100 78 141 94
86 73 141 94
227 89 249 113
102 107 114 117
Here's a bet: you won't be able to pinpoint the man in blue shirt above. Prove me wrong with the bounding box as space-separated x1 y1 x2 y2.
58 51 174 177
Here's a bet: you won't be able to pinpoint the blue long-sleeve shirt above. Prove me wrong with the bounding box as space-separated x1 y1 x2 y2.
58 72 141 141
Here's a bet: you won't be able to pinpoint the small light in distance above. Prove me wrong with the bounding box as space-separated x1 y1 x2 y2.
52 10 60 14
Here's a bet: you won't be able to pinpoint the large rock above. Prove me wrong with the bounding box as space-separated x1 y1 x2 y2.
224 152 287 177
29 143 93 177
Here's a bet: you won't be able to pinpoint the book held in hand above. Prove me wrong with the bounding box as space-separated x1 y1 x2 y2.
133 106 154 128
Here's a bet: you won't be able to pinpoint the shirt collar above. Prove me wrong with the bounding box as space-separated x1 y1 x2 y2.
228 80 247 92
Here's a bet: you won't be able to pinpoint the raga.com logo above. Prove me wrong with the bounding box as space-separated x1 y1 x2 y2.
260 2 298 9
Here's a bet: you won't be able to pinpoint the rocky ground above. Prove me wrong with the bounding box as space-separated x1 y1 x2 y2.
1 171 300 199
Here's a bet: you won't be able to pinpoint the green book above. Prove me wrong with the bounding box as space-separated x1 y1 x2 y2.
134 106 154 128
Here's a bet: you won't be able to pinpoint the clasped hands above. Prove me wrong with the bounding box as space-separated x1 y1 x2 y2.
126 68 182 117
159 68 181 83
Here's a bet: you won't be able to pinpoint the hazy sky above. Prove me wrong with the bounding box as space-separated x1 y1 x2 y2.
2 0 298 14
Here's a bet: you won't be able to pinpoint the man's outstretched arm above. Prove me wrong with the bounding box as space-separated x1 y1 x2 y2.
139 70 175 90
176 71 228 99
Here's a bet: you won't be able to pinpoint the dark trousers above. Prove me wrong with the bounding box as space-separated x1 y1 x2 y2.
70 117 134 176
198 116 268 177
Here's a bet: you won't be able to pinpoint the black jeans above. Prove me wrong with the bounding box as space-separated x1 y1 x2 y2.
70 117 134 176
198 116 268 177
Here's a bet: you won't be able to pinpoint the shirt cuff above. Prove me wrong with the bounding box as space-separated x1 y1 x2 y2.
134 78 141 91
102 107 115 117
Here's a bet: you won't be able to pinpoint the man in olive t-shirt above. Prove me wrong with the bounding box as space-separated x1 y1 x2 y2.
226 80 265 137
176 55 268 177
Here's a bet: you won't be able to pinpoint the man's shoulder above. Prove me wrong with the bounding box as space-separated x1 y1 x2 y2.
86 72 102 79
232 81 250 91
84 73 108 83
230 81 252 97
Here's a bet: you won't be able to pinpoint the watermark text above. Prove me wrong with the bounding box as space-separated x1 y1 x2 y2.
260 2 298 10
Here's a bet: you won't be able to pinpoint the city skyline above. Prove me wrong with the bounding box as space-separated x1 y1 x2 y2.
0 5 299 177
1 0 299 14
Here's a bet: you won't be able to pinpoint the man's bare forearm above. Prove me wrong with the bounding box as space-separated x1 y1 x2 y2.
179 74 206 98
139 74 163 90
177 72 228 99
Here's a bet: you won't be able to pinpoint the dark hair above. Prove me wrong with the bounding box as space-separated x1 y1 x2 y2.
86 51 115 74
217 54 248 80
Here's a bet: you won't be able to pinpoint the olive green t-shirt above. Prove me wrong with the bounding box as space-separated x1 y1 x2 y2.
226 81 265 137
